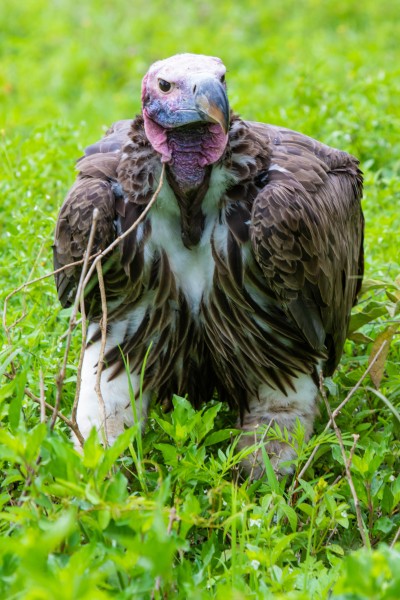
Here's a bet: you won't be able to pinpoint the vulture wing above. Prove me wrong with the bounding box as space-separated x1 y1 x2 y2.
249 123 364 374
53 120 132 312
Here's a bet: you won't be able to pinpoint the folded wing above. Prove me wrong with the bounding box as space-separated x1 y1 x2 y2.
249 124 364 374
53 121 132 312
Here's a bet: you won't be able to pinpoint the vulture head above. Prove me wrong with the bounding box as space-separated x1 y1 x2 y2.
141 53 230 183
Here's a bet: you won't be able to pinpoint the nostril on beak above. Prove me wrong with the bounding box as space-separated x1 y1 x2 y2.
193 84 197 93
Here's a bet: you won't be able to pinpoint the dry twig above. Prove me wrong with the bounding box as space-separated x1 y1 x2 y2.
60 317 82 341
347 433 360 470
391 525 400 548
52 208 100 433
71 297 88 427
3 372 84 444
95 260 108 446
39 369 46 423
3 255 100 339
320 379 370 548
296 340 387 481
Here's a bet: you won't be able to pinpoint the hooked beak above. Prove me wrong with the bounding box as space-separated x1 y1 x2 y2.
193 78 230 134
148 77 230 134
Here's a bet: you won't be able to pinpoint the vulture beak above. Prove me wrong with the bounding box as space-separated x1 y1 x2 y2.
154 77 230 133
193 78 230 134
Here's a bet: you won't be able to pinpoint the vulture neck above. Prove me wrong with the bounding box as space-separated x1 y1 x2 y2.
166 161 212 249
166 124 215 193
164 123 222 248
167 155 208 194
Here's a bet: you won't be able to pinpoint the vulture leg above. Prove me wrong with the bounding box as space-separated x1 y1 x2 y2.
73 323 151 449
237 372 319 478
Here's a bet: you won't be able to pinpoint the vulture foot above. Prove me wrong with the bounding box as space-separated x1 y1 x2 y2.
237 373 319 479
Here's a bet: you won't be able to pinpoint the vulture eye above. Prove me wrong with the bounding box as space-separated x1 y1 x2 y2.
220 74 225 83
158 79 172 93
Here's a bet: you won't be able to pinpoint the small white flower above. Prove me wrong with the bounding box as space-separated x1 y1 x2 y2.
249 518 262 528
389 475 395 482
250 559 260 571
341 511 348 518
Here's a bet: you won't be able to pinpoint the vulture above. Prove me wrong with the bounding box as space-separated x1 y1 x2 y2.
53 53 364 476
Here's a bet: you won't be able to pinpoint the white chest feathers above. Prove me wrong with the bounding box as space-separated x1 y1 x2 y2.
144 166 232 313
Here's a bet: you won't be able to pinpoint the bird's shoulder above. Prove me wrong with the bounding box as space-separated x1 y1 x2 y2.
53 119 143 308
239 119 361 188
227 117 363 235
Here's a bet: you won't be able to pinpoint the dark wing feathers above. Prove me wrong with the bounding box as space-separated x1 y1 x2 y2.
84 120 132 156
53 120 132 309
249 122 364 373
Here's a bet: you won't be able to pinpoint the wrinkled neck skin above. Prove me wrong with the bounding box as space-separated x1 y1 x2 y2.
167 124 221 192
143 111 228 194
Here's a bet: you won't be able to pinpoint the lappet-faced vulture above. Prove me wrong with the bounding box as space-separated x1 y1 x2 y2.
53 54 364 476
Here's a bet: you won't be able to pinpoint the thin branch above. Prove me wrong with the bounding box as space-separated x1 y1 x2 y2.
167 506 178 533
39 369 46 423
60 317 82 341
331 341 387 422
17 457 42 507
3 372 84 444
347 433 359 470
52 209 100 432
249 428 262 482
71 297 87 427
2 254 100 336
296 341 387 481
391 525 400 549
95 260 108 446
321 380 370 548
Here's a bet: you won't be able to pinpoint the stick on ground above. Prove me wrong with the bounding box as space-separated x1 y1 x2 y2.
321 379 370 548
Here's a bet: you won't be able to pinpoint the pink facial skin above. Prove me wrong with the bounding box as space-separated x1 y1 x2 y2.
142 101 171 162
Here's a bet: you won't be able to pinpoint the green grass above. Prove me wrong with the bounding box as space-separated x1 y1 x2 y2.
1 0 400 598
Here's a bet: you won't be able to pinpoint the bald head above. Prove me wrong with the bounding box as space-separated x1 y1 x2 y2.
144 53 226 87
